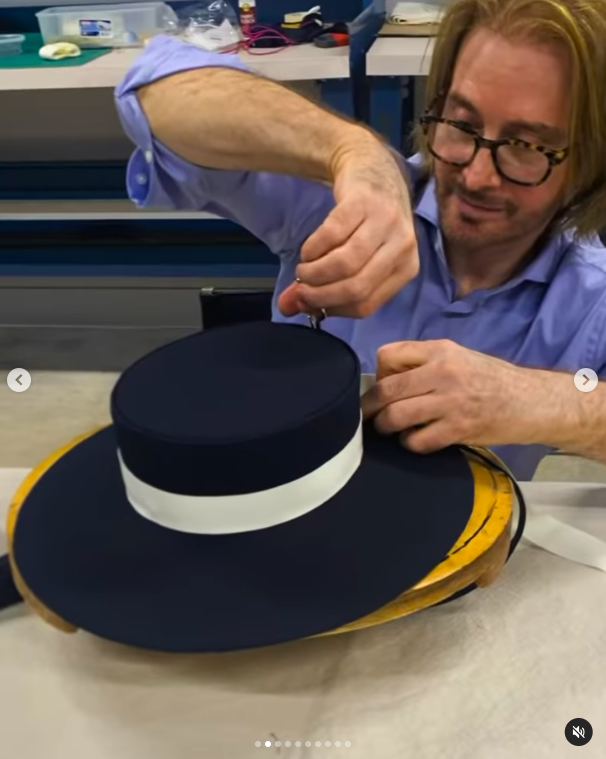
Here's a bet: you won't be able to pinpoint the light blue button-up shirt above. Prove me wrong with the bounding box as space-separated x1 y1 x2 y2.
115 36 606 479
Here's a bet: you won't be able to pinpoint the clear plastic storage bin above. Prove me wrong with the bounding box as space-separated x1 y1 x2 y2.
36 3 178 48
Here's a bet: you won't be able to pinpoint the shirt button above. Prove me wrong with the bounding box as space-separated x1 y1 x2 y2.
136 173 148 185
144 150 153 164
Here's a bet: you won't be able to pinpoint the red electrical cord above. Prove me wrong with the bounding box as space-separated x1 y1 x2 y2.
239 24 296 55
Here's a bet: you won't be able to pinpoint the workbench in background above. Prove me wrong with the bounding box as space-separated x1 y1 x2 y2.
0 0 385 369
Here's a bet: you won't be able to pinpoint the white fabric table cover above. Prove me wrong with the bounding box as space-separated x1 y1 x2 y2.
0 468 605 759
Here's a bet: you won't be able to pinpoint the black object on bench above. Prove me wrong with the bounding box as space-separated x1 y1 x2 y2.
199 287 274 329
0 554 22 611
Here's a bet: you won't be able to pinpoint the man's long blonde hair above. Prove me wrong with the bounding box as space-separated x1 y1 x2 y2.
415 0 606 237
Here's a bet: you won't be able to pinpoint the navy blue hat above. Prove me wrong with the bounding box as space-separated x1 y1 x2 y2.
9 323 474 652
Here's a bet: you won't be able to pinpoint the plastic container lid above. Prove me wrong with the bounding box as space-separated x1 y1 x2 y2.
0 34 25 45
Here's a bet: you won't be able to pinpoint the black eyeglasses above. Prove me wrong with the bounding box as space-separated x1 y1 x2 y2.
419 115 569 187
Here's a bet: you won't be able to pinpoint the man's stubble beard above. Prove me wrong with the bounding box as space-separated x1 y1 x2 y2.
436 178 520 252
436 177 563 255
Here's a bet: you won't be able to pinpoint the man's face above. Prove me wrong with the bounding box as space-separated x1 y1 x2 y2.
434 27 571 252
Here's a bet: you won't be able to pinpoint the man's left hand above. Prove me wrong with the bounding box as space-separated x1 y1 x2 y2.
361 339 537 452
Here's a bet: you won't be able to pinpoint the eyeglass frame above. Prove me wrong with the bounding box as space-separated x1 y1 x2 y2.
419 112 570 188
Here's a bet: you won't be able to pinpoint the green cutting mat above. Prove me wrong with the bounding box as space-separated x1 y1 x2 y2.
0 33 112 68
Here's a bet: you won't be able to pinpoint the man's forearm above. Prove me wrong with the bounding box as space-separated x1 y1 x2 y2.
137 66 376 183
516 368 606 463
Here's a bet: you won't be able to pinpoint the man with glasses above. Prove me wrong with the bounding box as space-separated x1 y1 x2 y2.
421 104 569 189
115 0 606 479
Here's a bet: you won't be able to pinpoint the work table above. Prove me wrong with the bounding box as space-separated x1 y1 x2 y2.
0 468 604 759
0 43 350 91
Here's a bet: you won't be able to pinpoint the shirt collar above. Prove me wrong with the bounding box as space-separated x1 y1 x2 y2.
412 174 571 286
414 174 440 229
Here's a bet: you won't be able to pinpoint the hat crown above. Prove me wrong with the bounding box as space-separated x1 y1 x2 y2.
111 323 361 497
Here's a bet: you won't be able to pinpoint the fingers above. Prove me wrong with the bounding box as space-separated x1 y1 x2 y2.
376 340 446 379
297 222 386 287
347 253 418 319
296 233 418 319
280 167 419 318
277 282 304 317
301 201 366 264
361 365 435 419
373 394 443 435
398 420 457 454
296 238 394 308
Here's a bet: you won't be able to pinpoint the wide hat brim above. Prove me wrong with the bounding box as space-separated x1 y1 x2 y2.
11 423 474 652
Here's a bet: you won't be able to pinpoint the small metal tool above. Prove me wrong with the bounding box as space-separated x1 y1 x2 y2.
308 308 327 330
296 276 327 329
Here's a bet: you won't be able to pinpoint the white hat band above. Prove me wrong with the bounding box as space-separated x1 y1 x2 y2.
118 416 363 535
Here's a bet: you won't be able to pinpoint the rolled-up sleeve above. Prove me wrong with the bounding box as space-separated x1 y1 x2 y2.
114 35 334 255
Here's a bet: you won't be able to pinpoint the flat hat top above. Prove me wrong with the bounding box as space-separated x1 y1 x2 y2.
112 322 359 443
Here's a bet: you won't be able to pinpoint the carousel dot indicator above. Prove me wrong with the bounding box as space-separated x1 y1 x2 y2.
345 742 351 747
255 742 261 747
265 741 271 747
335 742 341 747
305 742 311 747
295 742 301 747
285 742 291 747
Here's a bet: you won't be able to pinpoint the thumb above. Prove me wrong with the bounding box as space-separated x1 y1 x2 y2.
277 282 306 317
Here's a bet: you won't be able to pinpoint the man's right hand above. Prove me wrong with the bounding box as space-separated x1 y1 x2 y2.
278 134 419 320
135 57 417 319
